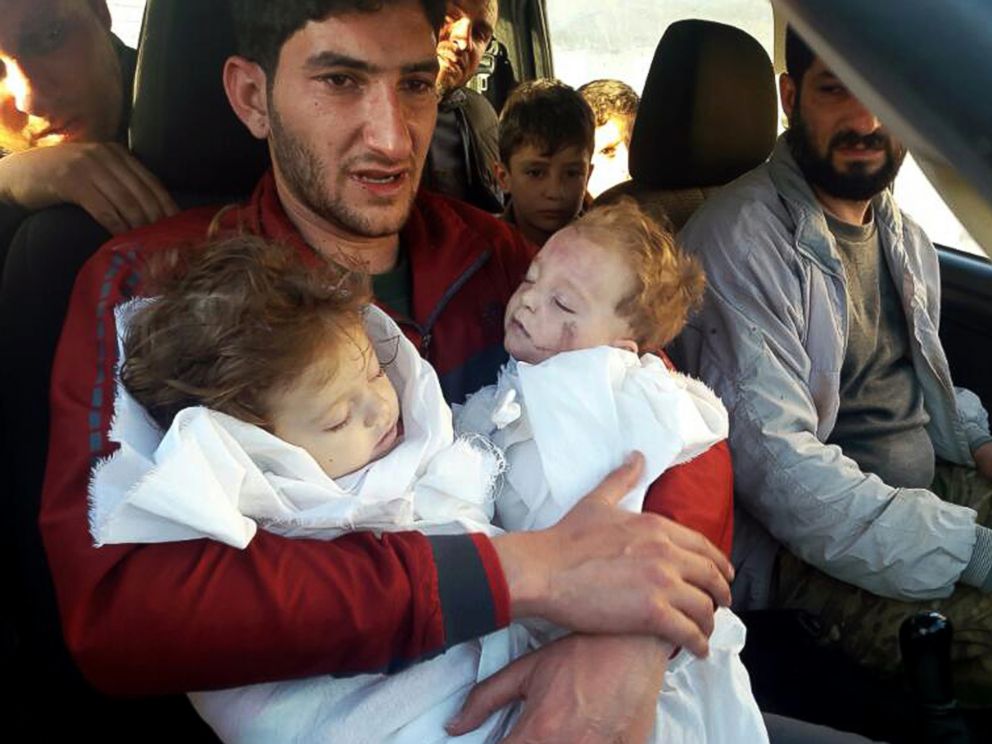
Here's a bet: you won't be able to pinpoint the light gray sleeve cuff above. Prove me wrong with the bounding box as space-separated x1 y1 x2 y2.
960 525 992 592
970 434 992 453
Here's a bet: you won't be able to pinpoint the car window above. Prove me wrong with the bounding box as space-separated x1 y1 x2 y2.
895 156 985 260
546 0 774 95
108 0 146 48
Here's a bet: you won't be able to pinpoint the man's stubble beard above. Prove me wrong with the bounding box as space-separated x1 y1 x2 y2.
268 103 418 239
786 94 907 203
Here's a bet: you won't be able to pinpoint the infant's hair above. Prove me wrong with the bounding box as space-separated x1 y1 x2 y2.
121 234 371 430
573 197 705 350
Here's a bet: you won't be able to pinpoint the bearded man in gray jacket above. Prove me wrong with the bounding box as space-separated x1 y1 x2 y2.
672 28 992 702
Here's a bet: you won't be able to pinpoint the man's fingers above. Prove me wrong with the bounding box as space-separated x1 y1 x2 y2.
85 168 153 232
661 517 735 585
111 144 179 219
95 146 172 227
445 653 532 736
582 451 645 508
76 187 130 235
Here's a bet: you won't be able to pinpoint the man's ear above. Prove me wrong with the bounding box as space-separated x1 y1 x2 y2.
223 56 271 140
780 72 797 122
494 161 511 193
610 338 639 355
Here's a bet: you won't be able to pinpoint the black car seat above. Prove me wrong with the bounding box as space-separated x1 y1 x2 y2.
595 19 777 230
1 0 265 739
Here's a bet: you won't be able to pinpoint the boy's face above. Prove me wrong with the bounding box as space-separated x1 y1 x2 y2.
586 116 631 199
496 142 591 245
267 329 401 479
504 225 636 365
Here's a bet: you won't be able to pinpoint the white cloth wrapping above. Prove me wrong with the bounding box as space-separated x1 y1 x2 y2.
455 350 768 744
89 301 500 547
89 300 766 743
90 302 519 743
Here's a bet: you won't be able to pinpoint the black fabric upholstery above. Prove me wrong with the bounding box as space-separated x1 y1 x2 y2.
629 19 777 190
130 0 269 199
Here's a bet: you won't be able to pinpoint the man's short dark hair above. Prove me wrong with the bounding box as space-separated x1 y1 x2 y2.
785 26 816 85
498 79 595 165
230 0 446 77
577 79 640 146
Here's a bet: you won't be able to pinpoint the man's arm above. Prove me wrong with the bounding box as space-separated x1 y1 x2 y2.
644 440 734 557
0 143 177 235
43 233 731 695
675 203 987 600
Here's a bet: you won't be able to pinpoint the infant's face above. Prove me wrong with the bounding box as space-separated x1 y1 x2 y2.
504 226 635 365
267 328 401 479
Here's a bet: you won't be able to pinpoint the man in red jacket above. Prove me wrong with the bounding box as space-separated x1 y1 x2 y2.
41 1 734 741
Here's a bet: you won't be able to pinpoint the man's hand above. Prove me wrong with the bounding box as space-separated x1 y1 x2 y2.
491 452 733 658
974 442 992 481
0 142 178 234
447 633 670 743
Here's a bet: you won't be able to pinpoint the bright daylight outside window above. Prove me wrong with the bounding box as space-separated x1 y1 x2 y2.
108 0 145 48
547 0 986 260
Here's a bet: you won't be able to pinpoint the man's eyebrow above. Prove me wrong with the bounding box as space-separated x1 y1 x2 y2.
303 52 439 76
402 57 440 75
811 69 841 83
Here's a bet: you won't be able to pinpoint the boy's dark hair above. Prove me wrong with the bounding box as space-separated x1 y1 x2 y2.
577 79 640 146
121 235 370 430
498 79 595 165
785 26 816 86
230 0 446 77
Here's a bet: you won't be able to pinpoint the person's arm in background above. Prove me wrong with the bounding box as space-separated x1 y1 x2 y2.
0 143 177 236
42 230 733 696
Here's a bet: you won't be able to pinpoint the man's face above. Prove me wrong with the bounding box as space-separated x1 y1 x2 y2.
265 0 439 240
586 116 631 199
504 226 635 365
783 57 906 202
496 142 591 243
436 0 497 95
0 0 120 150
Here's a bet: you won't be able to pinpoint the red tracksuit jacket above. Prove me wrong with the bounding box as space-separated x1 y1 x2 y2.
40 172 732 695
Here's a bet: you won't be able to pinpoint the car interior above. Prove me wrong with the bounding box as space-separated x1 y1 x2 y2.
2 0 991 741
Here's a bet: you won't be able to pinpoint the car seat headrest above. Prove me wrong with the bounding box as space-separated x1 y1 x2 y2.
129 0 270 199
630 19 777 189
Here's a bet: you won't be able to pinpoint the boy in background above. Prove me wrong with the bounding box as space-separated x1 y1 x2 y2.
495 79 593 246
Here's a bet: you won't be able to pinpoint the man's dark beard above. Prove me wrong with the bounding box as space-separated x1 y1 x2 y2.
787 107 907 202
268 103 416 239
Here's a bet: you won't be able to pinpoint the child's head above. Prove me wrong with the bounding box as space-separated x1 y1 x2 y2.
577 79 640 198
122 236 401 479
503 197 704 365
495 79 595 246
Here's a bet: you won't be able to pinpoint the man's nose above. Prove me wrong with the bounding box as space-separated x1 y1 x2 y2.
363 84 413 161
845 96 882 136
449 18 472 51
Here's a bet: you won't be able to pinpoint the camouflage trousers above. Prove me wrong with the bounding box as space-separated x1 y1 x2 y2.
773 464 992 707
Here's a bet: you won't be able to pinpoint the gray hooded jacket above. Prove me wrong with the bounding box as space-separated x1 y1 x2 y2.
672 136 992 609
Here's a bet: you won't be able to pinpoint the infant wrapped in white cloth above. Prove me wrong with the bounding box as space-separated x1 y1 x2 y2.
456 350 767 744
90 302 767 743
